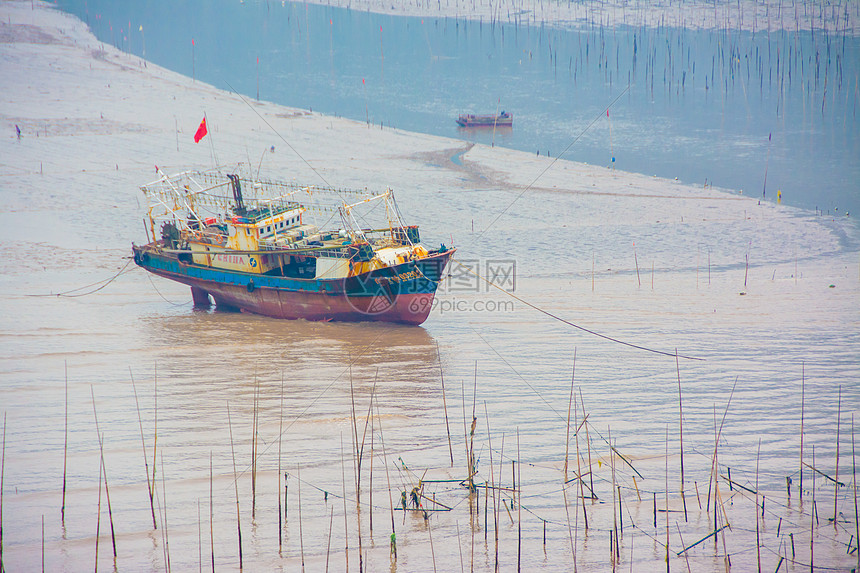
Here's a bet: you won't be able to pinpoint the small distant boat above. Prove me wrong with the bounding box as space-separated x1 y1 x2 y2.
456 111 513 128
132 166 454 325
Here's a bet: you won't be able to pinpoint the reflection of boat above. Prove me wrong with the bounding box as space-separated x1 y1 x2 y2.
456 111 513 128
132 166 454 325
149 311 439 371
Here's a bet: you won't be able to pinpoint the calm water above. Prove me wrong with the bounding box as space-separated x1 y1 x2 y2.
58 0 860 215
2 2 859 571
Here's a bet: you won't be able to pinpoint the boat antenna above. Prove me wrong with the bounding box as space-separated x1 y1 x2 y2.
387 190 414 246
222 79 339 197
227 174 245 214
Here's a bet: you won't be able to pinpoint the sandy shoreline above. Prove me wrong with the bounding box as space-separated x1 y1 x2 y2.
2 1 860 571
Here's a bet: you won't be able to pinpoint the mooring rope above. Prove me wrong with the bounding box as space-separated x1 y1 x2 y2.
27 258 135 298
452 257 704 361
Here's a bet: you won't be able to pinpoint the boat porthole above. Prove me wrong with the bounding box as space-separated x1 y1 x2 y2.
247 280 255 293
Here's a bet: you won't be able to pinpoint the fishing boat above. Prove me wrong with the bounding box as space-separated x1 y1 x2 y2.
455 111 513 128
132 166 455 325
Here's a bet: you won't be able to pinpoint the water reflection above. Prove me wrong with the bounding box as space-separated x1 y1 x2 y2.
141 310 438 385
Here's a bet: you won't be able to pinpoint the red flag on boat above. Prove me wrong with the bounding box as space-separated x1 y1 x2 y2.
193 117 207 143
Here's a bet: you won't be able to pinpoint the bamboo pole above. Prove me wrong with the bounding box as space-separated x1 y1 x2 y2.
579 389 595 501
611 427 618 567
471 363 479 491
251 372 259 521
573 394 594 534
484 404 499 572
350 366 360 505
517 428 522 573
358 378 377 537
574 393 589 531
210 452 215 572
278 372 284 554
152 364 158 513
676 350 687 522
373 399 396 562
564 350 576 481
62 362 68 524
485 481 489 543
353 438 363 573
325 506 334 573
834 385 842 527
462 380 474 572
341 434 350 573
665 425 670 572
460 381 472 503
457 521 464 573
634 242 641 287
369 393 374 536
348 369 365 573
160 454 171 573
298 465 305 573
708 378 738 513
427 511 437 573
811 445 816 568
853 414 858 572
1 413 6 573
131 368 157 529
226 403 243 570
800 363 805 499
95 438 103 573
90 389 117 561
676 524 691 573
436 341 455 466
496 432 505 570
756 438 761 573
716 472 730 571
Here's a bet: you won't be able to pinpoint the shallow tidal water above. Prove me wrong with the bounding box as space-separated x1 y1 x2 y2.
2 164 860 570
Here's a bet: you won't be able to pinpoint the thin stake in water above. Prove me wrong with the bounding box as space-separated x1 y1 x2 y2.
210 452 215 573
226 403 243 570
800 364 805 499
1 413 6 572
91 389 117 561
676 350 688 521
436 341 454 466
251 372 259 521
278 372 284 554
160 454 171 573
834 385 842 527
298 465 305 572
131 368 157 529
62 362 68 524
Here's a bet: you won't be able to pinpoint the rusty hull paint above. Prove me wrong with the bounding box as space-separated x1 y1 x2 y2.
134 245 452 325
